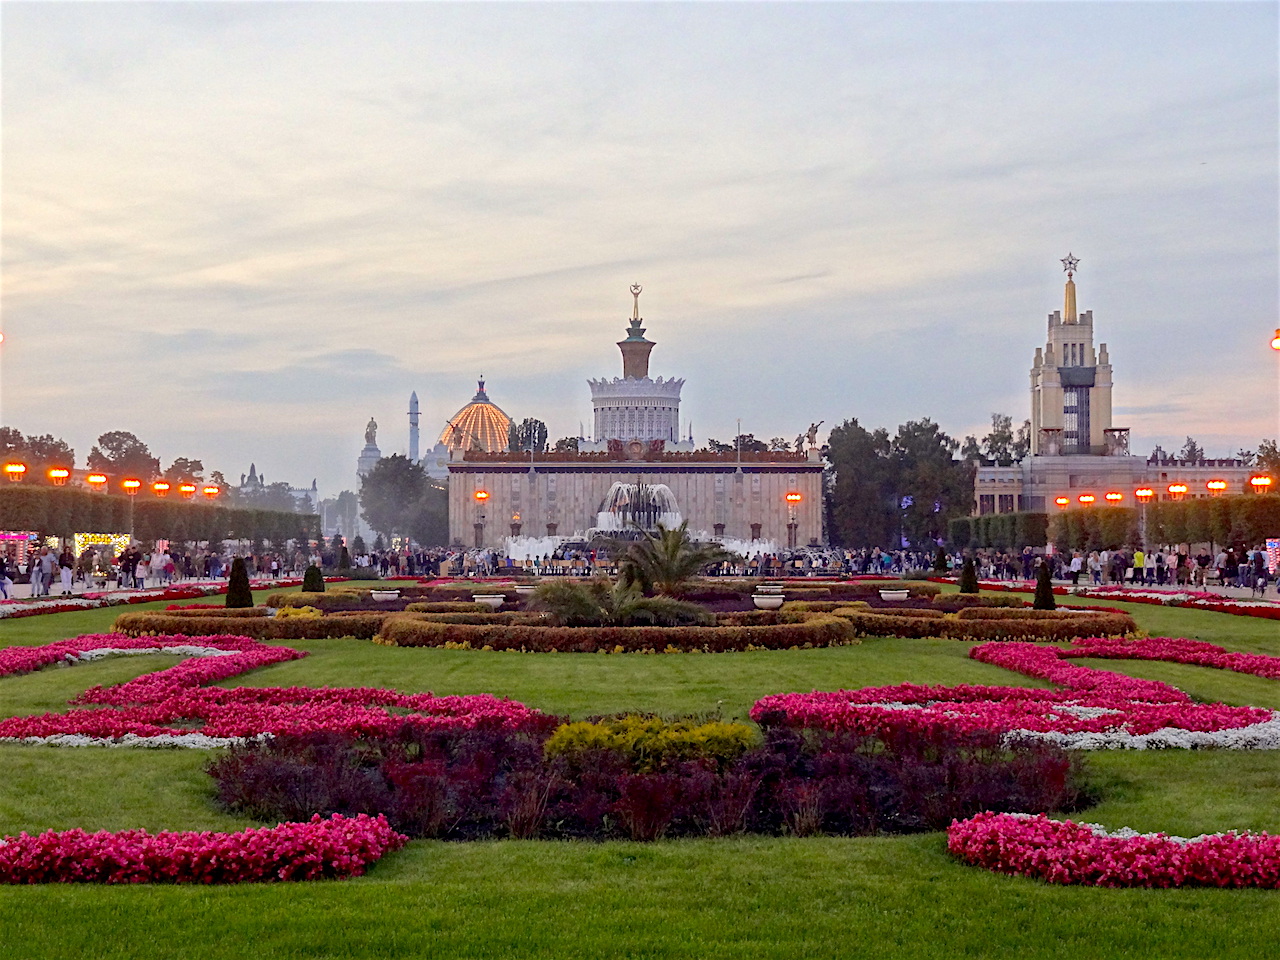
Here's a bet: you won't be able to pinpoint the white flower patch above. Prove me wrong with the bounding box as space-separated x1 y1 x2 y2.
68 646 240 662
1 732 273 749
1004 712 1280 750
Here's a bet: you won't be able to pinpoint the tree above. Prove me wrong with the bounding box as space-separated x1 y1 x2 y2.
359 455 426 541
225 558 254 608
825 418 896 547
1257 439 1280 480
0 428 76 476
164 458 204 481
982 413 1016 466
769 437 791 452
1178 436 1205 464
892 419 973 549
552 436 580 454
1012 419 1032 461
508 418 548 453
614 522 740 596
1237 449 1256 467
87 431 160 478
234 481 298 513
707 434 768 454
959 435 984 463
407 479 449 547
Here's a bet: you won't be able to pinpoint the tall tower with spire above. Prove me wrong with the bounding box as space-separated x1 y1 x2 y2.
584 284 691 448
1029 255 1115 455
408 391 420 462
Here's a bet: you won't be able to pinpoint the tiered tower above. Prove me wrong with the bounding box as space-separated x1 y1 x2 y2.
586 285 687 446
1029 255 1115 455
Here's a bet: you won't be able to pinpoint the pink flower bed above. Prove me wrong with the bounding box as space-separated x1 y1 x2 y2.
752 637 1280 749
948 811 1280 888
0 633 550 747
0 813 406 884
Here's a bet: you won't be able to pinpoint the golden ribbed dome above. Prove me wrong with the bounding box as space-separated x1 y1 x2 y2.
439 380 512 453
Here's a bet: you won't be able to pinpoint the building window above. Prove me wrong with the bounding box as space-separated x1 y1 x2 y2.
998 494 1015 513
1062 386 1091 453
713 523 725 537
546 523 557 536
979 494 996 515
750 522 762 540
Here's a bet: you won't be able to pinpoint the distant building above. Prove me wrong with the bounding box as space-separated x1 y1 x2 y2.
975 258 1260 517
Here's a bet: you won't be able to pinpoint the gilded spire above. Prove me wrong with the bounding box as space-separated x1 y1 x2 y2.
1061 254 1080 323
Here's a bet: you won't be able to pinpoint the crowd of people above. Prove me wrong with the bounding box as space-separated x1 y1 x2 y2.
2 536 1275 600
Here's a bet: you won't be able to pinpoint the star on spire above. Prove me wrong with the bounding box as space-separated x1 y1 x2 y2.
1060 253 1080 279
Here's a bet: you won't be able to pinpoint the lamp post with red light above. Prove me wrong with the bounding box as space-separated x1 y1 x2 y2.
1078 494 1096 506
1206 479 1227 497
3 462 27 482
473 489 489 548
1054 496 1070 510
785 491 802 549
1104 491 1124 504
152 481 171 498
201 485 220 501
1250 475 1274 495
1135 488 1154 545
1167 483 1188 502
178 483 197 500
86 473 108 492
47 468 70 486
122 478 142 542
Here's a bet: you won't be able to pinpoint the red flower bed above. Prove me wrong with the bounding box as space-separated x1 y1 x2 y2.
0 814 406 884
948 811 1280 888
0 633 551 746
752 637 1280 749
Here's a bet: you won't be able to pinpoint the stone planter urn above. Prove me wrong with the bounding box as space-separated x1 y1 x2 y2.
514 585 538 597
753 594 785 610
473 594 506 609
370 590 401 602
878 589 909 602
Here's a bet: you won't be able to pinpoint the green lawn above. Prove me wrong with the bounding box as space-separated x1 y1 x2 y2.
1 586 1279 959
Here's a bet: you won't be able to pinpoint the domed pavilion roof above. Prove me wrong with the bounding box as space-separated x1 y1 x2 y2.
438 380 512 454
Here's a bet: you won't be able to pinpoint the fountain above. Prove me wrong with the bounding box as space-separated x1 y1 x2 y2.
587 482 683 541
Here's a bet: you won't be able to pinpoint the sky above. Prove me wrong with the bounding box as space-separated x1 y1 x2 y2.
2 1 1276 497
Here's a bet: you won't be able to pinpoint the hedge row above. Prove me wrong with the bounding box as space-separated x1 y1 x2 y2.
949 513 1049 551
953 607 1098 621
113 612 390 640
0 485 317 543
829 608 1135 641
375 614 857 653
931 594 1028 611
1047 496 1280 552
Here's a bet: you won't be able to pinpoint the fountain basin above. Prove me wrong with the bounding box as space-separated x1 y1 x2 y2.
753 594 785 610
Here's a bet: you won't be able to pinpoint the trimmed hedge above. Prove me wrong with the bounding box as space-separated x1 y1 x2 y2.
404 602 492 613
113 611 391 640
953 607 1107 621
931 594 1027 611
160 607 270 619
829 608 1135 641
375 613 856 653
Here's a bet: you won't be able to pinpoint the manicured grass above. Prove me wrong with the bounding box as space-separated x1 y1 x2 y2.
1 586 1279 958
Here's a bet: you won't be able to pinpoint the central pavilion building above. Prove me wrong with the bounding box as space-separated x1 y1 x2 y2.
447 288 824 550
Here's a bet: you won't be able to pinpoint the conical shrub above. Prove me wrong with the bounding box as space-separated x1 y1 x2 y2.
302 564 325 593
1033 561 1056 610
226 557 254 608
958 556 979 594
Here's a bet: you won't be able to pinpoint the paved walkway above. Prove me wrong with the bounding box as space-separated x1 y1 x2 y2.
2 576 230 602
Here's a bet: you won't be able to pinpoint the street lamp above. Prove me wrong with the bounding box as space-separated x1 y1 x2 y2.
47 467 70 486
473 490 489 548
123 478 142 543
1250 475 1274 494
1104 491 1124 504
1134 488 1155 544
178 483 197 499
201 485 220 501
1206 479 1227 496
1167 483 1188 501
3 462 27 482
152 481 171 497
785 491 802 549
1054 496 1070 509
86 473 108 491
1078 494 1096 506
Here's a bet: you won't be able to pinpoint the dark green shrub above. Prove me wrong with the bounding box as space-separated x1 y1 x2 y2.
1033 562 1056 610
958 556 979 594
226 558 254 608
933 546 949 573
339 546 352 570
302 565 325 593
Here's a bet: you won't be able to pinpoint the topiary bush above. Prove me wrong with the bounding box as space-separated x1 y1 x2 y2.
301 565 325 593
958 556 979 594
226 558 254 609
933 546 950 573
1033 562 1057 610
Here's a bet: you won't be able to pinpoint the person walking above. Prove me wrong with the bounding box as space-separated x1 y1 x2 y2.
58 547 75 596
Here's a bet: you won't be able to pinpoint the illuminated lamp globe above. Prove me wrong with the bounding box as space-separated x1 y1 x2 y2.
1054 496 1070 509
47 467 70 486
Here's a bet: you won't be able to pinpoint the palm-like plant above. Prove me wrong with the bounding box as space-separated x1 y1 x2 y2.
528 578 711 627
615 521 741 597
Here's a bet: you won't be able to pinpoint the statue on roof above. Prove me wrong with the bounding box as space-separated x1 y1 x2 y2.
364 417 378 447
